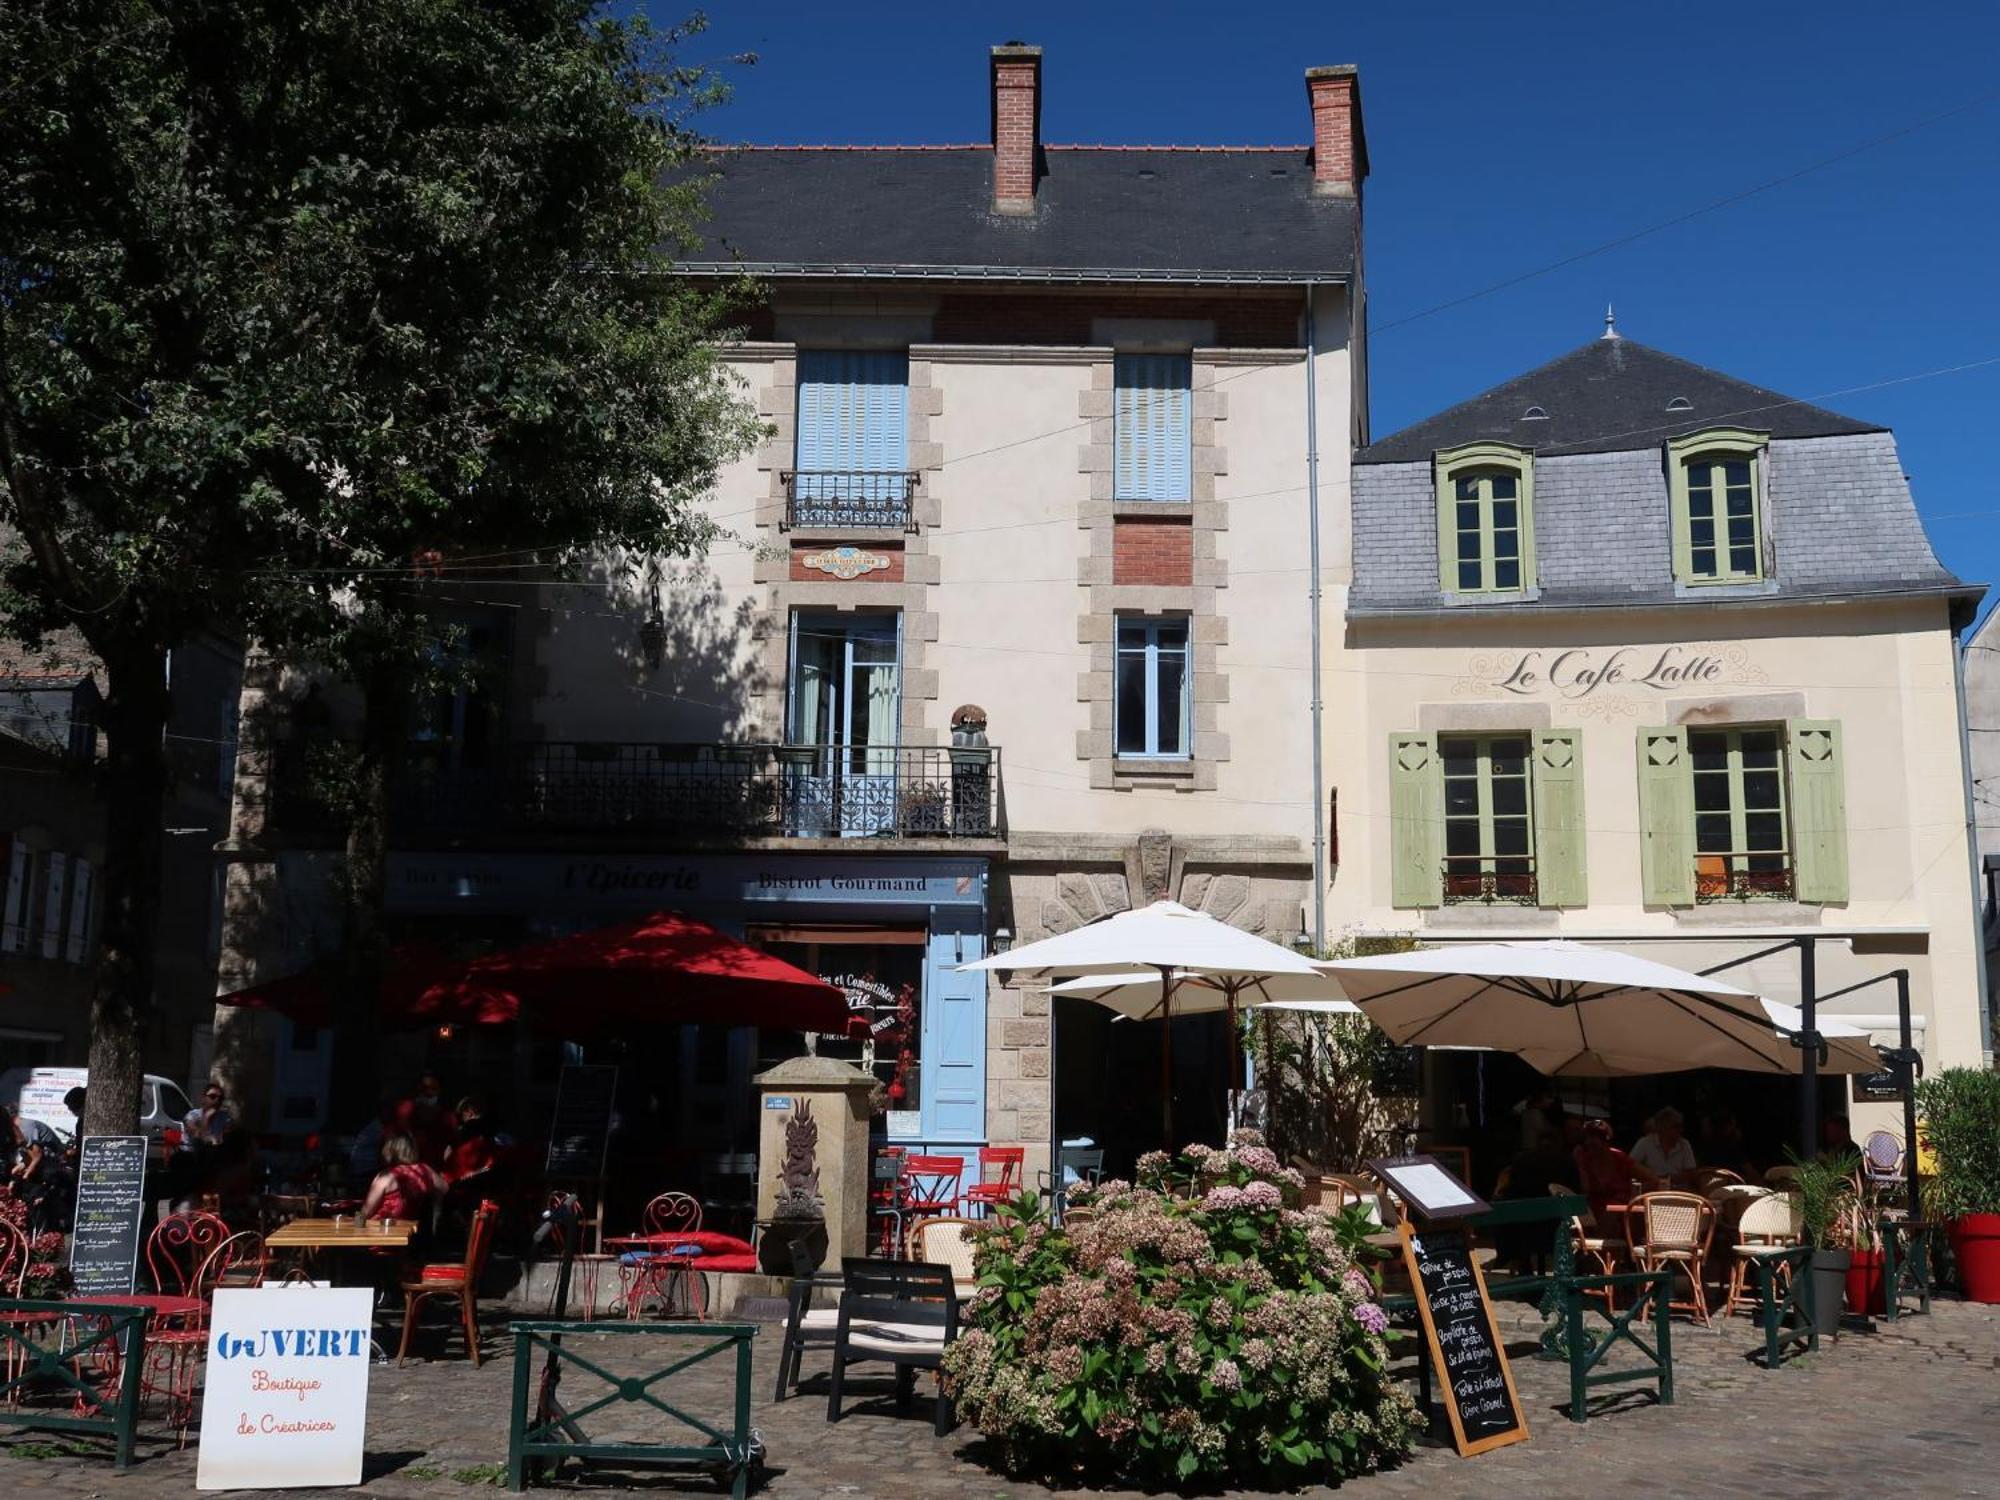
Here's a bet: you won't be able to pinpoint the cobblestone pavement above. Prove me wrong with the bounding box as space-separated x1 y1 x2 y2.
4 1297 1997 1499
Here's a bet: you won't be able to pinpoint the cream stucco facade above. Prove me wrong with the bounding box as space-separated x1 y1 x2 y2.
1320 602 1985 1139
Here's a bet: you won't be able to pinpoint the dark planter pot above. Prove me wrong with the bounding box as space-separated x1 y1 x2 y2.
756 1217 829 1277
1809 1247 1851 1335
1844 1246 1886 1317
1947 1213 2000 1303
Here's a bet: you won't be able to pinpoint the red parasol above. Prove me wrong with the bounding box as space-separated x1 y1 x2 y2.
221 913 847 1037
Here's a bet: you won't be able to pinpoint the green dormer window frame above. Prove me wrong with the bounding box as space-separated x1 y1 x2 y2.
1668 428 1769 584
1435 442 1535 595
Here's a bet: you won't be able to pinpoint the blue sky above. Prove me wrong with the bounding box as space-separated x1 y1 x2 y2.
669 2 2000 608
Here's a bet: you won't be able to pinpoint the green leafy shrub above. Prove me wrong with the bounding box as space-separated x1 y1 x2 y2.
942 1134 1418 1488
1916 1068 2000 1220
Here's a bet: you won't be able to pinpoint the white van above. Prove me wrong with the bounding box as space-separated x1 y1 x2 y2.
0 1066 196 1149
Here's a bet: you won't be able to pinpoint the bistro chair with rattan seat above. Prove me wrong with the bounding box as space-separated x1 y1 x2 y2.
1723 1189 1802 1319
1631 1190 1719 1327
1551 1184 1628 1309
825 1257 960 1435
397 1200 499 1366
910 1216 982 1301
1861 1131 1905 1195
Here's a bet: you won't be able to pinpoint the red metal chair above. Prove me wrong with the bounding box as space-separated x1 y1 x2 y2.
961 1146 1025 1218
896 1157 964 1255
616 1193 704 1318
143 1226 266 1442
146 1210 231 1298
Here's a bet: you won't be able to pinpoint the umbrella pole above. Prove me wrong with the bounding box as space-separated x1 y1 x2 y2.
1158 965 1176 1149
1225 986 1240 1134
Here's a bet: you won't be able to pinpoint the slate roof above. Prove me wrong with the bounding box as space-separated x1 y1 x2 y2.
678 148 1359 283
1350 432 1969 617
1358 337 1884 464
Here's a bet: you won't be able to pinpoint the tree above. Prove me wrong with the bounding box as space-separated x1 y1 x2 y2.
0 1 760 1133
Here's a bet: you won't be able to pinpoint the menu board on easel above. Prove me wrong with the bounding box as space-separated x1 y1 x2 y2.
1398 1221 1528 1457
545 1064 617 1180
70 1135 149 1297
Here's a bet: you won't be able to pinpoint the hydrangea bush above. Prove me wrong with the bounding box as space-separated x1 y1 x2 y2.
0 1195 67 1298
943 1134 1419 1488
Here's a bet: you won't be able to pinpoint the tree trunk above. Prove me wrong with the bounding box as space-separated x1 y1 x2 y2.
80 644 172 1138
325 663 404 1130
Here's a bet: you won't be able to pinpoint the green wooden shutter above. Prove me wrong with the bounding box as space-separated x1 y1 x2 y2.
1389 731 1442 909
1636 725 1695 907
1787 719 1849 904
1532 727 1587 907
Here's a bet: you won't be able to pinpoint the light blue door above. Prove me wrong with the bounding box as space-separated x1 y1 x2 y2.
921 927 986 1142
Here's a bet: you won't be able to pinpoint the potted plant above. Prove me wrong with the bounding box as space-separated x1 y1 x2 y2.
1843 1171 1888 1317
756 1101 829 1276
1914 1068 2000 1303
1788 1149 1858 1335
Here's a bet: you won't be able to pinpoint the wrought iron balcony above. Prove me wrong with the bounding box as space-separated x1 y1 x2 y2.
393 741 1002 840
1440 856 1538 906
781 470 919 532
1694 852 1795 903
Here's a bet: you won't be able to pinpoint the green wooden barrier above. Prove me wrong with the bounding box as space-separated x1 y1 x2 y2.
0 1299 151 1470
506 1320 757 1497
1745 1245 1816 1367
1555 1268 1674 1421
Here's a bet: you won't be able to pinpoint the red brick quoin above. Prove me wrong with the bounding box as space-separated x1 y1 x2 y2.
1112 518 1193 586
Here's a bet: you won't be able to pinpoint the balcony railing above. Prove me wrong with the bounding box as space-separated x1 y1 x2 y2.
1440 855 1538 906
781 470 919 532
1694 851 1795 903
393 741 1002 840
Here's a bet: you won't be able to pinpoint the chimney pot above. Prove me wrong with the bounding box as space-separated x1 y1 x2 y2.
1304 65 1367 198
990 44 1043 215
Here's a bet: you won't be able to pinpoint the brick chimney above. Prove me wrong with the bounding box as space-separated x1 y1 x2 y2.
1305 65 1366 197
990 44 1042 215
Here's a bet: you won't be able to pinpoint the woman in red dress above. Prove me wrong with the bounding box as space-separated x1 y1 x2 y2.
361 1134 444 1225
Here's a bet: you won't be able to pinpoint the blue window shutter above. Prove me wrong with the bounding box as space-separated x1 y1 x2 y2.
921 927 987 1142
796 351 908 495
1114 353 1191 501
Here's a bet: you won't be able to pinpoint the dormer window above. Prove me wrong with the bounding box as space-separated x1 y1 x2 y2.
1668 429 1768 584
1434 442 1535 595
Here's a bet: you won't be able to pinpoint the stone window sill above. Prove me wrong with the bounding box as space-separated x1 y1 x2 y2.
1111 500 1194 520
1112 758 1198 778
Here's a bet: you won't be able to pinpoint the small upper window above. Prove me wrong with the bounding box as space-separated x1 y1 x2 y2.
1114 354 1193 502
1668 429 1768 585
1434 442 1535 595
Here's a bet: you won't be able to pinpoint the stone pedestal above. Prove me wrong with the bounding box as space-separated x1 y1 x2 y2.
753 1056 877 1262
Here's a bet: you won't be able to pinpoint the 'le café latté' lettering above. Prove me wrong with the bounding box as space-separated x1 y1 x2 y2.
1493 646 1725 700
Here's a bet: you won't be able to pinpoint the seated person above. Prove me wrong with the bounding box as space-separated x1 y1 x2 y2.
1629 1106 1699 1186
361 1134 445 1231
1572 1119 1661 1226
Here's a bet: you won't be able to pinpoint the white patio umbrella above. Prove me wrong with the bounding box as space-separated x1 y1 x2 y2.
1759 1003 1884 1076
1046 969 1360 1022
1319 939 1881 1078
961 900 1322 1140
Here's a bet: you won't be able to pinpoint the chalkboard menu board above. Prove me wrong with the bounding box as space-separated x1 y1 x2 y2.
1398 1222 1528 1457
70 1135 149 1297
544 1065 617 1179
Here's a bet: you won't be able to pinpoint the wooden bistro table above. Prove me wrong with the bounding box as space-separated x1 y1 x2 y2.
263 1218 418 1358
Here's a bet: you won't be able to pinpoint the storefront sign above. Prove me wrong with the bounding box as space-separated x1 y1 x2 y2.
196 1286 374 1489
1454 644 1767 705
388 854 986 915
